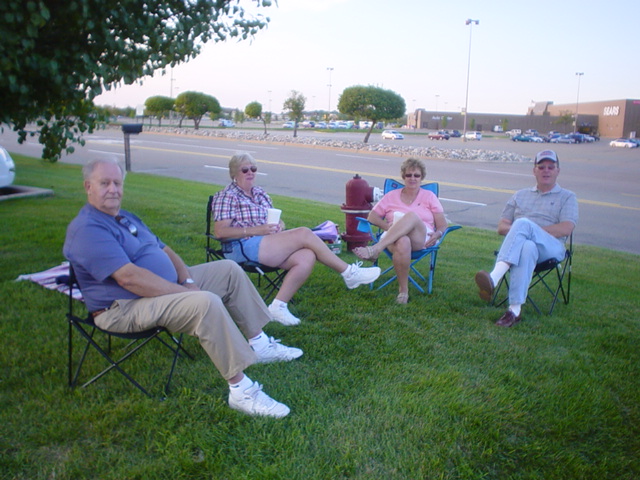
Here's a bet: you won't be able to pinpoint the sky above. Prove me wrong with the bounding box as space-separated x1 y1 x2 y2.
94 0 640 116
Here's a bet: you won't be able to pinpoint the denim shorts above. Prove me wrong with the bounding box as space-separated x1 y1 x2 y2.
223 236 263 263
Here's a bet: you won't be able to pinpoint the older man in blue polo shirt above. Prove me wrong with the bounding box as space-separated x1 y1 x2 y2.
64 158 303 418
474 150 578 327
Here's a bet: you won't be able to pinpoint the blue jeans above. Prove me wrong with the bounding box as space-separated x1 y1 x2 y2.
497 218 566 305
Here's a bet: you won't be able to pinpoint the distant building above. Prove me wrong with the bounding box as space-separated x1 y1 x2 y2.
543 99 640 139
407 99 640 138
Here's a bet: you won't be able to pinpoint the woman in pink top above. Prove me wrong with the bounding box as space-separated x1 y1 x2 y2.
353 158 448 304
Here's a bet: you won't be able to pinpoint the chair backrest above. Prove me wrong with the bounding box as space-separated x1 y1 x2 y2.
383 178 439 197
206 195 215 237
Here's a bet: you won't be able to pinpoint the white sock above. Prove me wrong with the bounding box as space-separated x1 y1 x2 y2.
249 332 269 352
340 264 353 277
229 374 253 395
509 304 522 317
490 261 510 286
270 299 287 309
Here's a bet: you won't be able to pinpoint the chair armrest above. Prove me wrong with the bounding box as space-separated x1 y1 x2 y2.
434 225 462 246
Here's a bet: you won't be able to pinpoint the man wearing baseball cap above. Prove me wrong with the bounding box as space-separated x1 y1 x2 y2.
474 150 578 327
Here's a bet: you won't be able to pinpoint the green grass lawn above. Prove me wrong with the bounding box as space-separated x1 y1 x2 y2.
1 155 639 479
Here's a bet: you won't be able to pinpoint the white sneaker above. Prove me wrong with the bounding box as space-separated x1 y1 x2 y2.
343 262 381 289
229 381 290 418
253 337 303 364
268 302 301 326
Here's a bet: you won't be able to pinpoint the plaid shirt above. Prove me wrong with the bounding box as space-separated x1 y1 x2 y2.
501 184 578 242
211 182 273 228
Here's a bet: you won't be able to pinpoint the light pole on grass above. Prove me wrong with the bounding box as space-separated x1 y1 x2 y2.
462 19 479 142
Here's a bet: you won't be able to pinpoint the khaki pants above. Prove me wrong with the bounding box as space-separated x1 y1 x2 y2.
95 260 270 380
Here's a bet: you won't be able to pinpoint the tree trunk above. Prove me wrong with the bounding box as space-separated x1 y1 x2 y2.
363 122 375 144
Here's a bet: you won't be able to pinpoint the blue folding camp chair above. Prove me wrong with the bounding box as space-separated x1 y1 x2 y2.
356 179 461 294
205 195 286 303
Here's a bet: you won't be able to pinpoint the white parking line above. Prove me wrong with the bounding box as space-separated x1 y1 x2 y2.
336 154 390 161
88 150 124 156
236 144 279 150
440 197 486 206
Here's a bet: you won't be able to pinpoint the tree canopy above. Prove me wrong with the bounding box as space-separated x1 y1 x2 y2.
174 92 220 129
283 91 306 138
144 96 175 126
0 0 272 160
245 101 267 134
338 86 406 143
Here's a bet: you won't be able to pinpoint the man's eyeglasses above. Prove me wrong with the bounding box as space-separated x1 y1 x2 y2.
404 173 422 178
116 215 138 236
241 165 258 174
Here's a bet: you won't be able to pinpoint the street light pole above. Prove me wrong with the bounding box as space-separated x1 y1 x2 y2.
462 19 479 142
575 72 584 133
327 67 334 118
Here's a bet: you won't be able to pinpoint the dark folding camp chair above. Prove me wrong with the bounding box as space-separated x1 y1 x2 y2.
205 195 286 303
63 266 193 398
356 179 462 294
492 233 573 315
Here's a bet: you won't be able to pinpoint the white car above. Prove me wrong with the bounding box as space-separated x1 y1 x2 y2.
381 130 404 140
282 121 295 129
609 138 638 148
464 131 482 140
0 146 16 188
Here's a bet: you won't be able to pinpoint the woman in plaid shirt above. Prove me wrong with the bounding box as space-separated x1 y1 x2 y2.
211 153 380 326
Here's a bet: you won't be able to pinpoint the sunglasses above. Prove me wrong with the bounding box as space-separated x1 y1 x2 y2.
404 173 422 178
241 165 258 174
116 215 138 236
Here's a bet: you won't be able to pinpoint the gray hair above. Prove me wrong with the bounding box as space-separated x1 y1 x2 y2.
228 153 257 180
82 158 125 181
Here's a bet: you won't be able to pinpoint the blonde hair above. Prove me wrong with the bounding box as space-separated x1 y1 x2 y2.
228 153 257 180
400 158 426 180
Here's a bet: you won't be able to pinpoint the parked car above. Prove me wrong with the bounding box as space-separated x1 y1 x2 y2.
315 121 327 129
506 129 522 138
511 134 535 142
428 131 450 140
449 130 462 138
301 121 315 128
218 119 235 127
381 130 404 140
550 135 576 144
464 131 482 140
0 146 16 188
282 121 295 129
609 138 639 148
544 133 562 142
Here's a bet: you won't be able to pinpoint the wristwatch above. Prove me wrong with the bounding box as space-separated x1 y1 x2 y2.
181 278 195 285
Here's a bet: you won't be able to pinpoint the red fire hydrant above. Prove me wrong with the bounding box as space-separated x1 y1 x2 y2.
341 174 374 251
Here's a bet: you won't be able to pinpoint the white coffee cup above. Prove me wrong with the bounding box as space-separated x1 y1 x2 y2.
266 208 282 224
393 211 405 224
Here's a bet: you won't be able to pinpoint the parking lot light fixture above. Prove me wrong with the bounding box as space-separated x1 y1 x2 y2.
462 19 479 142
327 67 334 116
575 72 584 133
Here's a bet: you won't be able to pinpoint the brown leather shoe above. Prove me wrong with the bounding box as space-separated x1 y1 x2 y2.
495 310 522 327
475 270 494 302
